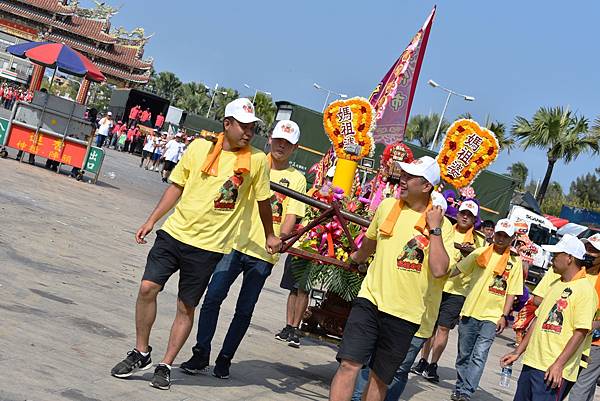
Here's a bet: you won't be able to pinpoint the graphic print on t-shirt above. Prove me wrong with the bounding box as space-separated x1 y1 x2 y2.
271 178 289 223
488 261 513 296
542 288 572 334
214 174 244 210
396 235 429 273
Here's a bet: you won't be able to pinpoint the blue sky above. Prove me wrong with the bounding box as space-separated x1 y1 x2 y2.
94 0 599 191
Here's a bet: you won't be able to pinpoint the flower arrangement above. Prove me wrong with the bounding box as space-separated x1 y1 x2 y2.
323 97 375 162
291 181 374 301
437 119 499 189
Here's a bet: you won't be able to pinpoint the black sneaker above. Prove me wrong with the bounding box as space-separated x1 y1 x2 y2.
423 362 439 383
213 354 232 379
180 346 210 375
411 358 429 375
275 325 292 342
450 391 461 401
457 394 470 401
288 328 300 348
150 364 171 390
111 346 152 378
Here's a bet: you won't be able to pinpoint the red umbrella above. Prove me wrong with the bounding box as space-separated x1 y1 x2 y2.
7 41 105 83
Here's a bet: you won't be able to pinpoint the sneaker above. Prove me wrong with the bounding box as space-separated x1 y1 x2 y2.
150 364 171 390
457 394 470 401
275 325 292 342
213 354 232 379
111 346 152 378
450 391 461 401
411 358 429 375
288 328 301 348
423 362 439 383
180 346 210 375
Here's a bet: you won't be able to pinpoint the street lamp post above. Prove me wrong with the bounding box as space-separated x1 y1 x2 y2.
243 83 271 104
427 79 475 150
313 82 348 112
206 83 228 119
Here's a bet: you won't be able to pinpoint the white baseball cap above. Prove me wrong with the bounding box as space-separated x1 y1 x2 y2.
459 200 479 217
495 218 516 236
431 191 448 213
542 234 586 260
224 98 263 124
398 156 440 186
107 111 112 116
583 233 600 252
271 120 300 144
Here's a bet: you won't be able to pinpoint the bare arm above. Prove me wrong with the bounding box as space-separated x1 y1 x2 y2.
545 329 589 388
350 237 377 264
426 206 450 278
258 199 281 254
135 183 183 243
496 295 516 334
280 214 297 237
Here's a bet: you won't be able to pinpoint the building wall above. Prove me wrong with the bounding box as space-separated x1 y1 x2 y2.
0 30 33 85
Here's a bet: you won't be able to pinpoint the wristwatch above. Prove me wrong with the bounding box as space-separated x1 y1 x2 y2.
430 227 442 236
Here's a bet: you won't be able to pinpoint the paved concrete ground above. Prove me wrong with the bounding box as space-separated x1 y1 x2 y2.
0 147 525 401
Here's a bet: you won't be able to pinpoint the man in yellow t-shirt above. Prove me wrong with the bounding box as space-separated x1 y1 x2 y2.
501 234 597 401
329 156 453 401
416 199 486 382
110 99 281 390
451 218 523 401
351 192 454 401
179 120 306 379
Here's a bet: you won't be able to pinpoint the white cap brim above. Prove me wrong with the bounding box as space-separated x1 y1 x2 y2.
228 113 263 124
397 161 429 182
271 131 298 144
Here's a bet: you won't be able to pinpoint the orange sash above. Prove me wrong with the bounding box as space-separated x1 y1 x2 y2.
476 245 511 275
200 133 251 176
454 225 474 244
379 200 432 237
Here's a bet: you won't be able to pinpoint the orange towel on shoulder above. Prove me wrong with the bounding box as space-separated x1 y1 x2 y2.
379 200 432 237
476 245 510 275
201 133 251 176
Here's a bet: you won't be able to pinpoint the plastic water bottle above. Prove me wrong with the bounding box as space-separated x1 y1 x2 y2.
499 365 512 388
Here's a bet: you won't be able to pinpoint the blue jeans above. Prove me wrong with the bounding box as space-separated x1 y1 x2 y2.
96 134 106 148
352 336 428 401
195 250 273 358
514 365 569 401
455 317 497 397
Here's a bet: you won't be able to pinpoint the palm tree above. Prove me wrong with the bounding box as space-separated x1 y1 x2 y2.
506 162 528 191
154 71 182 101
405 113 449 148
175 82 210 115
253 92 277 133
512 107 599 203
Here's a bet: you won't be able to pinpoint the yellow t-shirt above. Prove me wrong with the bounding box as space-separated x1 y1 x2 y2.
458 247 524 323
161 139 271 253
359 198 454 324
444 230 485 297
532 267 561 298
233 166 307 264
415 218 453 339
523 272 597 382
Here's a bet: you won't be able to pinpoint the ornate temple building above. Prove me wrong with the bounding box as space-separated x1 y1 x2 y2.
0 0 153 87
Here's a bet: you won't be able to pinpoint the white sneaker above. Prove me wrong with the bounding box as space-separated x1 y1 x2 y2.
149 166 154 171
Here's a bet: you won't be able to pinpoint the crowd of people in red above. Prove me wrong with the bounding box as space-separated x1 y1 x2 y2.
0 82 33 110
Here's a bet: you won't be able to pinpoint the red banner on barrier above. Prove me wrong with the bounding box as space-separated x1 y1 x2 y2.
6 124 87 168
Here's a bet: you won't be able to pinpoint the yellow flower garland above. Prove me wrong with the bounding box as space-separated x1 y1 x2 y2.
437 119 499 189
323 97 375 161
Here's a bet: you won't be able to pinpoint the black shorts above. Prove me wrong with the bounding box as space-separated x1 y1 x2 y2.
279 255 309 291
436 292 466 329
142 230 223 307
142 150 153 159
163 160 177 171
336 297 419 385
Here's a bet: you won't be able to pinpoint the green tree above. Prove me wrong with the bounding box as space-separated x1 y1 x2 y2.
88 83 113 112
253 91 277 134
174 82 210 115
506 162 528 191
154 71 182 101
405 113 449 148
568 169 600 205
512 106 599 203
540 181 566 215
